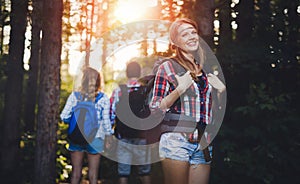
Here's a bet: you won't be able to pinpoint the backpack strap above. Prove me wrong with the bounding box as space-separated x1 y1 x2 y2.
73 91 83 101
196 123 212 162
95 92 104 103
160 58 190 110
118 84 128 100
157 57 188 87
119 84 127 93
169 58 186 77
74 91 103 103
169 57 197 97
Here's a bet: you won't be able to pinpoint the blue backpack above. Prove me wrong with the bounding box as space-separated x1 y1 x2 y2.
68 92 104 146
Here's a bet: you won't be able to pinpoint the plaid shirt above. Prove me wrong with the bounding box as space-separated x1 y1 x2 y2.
60 91 112 139
109 79 140 125
150 60 212 124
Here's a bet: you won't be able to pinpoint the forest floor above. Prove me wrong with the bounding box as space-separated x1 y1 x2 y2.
59 161 164 184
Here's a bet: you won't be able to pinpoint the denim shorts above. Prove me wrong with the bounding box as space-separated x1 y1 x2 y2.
159 133 213 165
117 138 151 176
68 138 104 154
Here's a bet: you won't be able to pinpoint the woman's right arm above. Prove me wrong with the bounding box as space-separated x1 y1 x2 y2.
151 62 193 111
160 71 193 110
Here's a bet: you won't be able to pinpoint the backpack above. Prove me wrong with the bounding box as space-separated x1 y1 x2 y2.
114 58 196 141
115 57 211 161
114 84 151 139
68 92 104 146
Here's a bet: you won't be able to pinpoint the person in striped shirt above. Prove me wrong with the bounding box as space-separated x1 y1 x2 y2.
150 18 225 184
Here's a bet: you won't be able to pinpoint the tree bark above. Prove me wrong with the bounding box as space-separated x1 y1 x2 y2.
194 0 214 36
33 0 62 183
24 0 43 133
0 0 28 181
193 0 214 46
218 0 232 46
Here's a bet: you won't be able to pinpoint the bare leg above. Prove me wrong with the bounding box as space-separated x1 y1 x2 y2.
118 177 128 184
139 175 151 184
70 151 84 184
87 153 101 184
188 164 210 184
161 158 189 184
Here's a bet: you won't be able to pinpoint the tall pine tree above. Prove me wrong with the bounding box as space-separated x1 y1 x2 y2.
34 0 62 183
1 1 28 182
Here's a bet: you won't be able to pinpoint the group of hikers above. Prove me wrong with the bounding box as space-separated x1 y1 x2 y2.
60 18 226 184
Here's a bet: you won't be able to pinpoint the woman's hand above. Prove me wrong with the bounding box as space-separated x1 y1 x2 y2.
175 71 194 95
104 135 113 149
159 71 193 110
207 73 226 93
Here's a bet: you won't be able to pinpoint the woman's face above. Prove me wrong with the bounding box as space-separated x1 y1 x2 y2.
176 23 199 52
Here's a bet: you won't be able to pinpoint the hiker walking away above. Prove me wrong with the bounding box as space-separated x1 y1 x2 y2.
60 67 112 184
150 18 226 184
110 61 151 184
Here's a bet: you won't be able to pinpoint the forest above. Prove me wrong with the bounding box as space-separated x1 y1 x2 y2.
0 0 299 183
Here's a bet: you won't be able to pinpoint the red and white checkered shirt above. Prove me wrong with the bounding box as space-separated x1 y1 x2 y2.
150 60 212 124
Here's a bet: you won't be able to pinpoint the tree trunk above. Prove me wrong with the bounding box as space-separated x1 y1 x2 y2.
236 0 254 41
194 0 214 36
218 0 232 46
194 0 214 45
0 0 28 182
33 0 62 183
24 0 43 133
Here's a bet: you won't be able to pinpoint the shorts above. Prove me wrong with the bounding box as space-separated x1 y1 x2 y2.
118 163 151 177
159 133 213 165
68 138 104 154
117 138 151 176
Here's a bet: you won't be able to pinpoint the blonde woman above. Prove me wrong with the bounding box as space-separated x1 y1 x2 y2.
150 18 225 184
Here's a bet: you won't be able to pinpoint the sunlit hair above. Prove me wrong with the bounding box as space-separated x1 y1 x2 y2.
169 18 205 80
80 67 101 100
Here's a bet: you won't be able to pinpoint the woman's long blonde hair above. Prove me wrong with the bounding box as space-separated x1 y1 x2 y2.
80 67 101 100
169 18 205 80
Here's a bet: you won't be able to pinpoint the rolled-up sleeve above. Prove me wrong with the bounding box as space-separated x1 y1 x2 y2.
150 62 174 109
60 92 77 123
101 95 113 135
96 94 113 139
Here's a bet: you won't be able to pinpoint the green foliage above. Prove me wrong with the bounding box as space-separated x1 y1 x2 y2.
212 37 299 183
56 69 74 182
216 113 299 183
19 132 36 183
0 0 298 183
56 122 71 183
55 0 300 182
235 83 291 116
